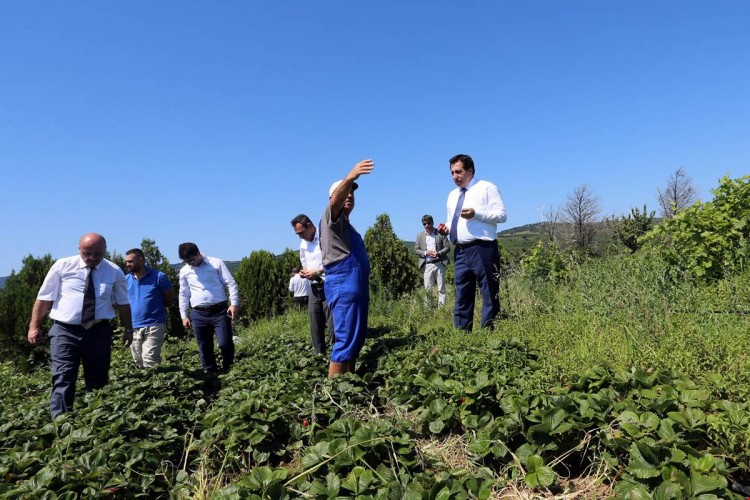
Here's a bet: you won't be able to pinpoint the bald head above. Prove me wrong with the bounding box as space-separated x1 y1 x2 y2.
79 233 107 267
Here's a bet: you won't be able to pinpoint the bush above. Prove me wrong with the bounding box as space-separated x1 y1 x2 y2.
644 175 750 282
364 213 419 300
235 250 286 321
0 255 54 364
520 242 568 283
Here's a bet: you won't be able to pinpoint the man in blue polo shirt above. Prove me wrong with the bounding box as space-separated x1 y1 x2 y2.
125 248 175 368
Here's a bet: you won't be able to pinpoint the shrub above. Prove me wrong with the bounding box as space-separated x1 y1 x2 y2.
364 213 419 300
644 175 750 282
235 250 286 321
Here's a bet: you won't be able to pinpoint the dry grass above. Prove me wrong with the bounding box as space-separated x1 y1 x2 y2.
492 474 612 499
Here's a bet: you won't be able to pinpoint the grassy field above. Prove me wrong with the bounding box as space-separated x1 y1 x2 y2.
2 251 750 498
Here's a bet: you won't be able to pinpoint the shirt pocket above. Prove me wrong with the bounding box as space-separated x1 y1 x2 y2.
98 282 113 300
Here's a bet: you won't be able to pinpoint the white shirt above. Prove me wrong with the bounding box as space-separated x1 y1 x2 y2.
299 232 324 297
178 255 239 318
288 274 311 298
37 255 129 324
446 177 507 243
425 232 438 262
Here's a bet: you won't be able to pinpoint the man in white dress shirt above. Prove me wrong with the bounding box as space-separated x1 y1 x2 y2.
288 267 311 310
178 242 239 374
437 154 507 330
291 214 334 356
27 233 133 417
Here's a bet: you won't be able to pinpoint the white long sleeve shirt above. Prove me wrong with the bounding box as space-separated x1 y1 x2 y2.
299 233 324 297
445 177 507 243
178 255 239 318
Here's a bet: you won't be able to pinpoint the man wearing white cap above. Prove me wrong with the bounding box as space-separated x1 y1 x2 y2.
320 159 374 378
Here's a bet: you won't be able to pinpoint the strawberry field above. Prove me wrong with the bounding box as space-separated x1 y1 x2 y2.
2 288 750 499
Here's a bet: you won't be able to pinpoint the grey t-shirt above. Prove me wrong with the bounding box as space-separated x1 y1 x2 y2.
320 204 352 267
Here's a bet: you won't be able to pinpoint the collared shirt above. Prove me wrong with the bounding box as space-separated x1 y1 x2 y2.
288 274 311 298
446 177 507 244
299 232 325 296
37 255 129 325
425 231 438 263
126 267 173 327
178 255 239 319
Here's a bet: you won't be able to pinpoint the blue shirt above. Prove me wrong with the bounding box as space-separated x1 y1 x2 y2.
126 268 173 327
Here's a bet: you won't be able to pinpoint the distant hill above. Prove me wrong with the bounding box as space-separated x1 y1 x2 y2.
0 276 6 289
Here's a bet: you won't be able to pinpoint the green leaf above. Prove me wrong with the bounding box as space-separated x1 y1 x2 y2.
627 443 661 479
689 454 715 474
689 471 726 496
653 480 683 500
325 472 340 496
429 419 446 434
524 455 555 488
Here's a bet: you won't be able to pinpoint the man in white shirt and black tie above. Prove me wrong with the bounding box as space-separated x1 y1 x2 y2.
437 154 507 331
178 242 239 374
27 233 133 417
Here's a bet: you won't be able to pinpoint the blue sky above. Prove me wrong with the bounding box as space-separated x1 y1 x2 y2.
1 1 748 276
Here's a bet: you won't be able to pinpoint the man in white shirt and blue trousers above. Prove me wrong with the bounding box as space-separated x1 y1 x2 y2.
178 242 240 374
27 233 134 417
438 154 507 330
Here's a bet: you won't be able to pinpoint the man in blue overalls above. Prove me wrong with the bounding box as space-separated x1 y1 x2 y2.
320 159 375 378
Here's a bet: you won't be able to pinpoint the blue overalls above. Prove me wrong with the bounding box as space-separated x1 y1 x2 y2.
324 224 370 363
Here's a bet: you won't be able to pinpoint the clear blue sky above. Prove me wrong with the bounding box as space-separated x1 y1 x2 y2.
1 1 748 276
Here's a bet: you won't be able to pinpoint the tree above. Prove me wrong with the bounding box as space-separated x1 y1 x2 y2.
364 213 419 300
658 167 698 218
607 205 656 253
235 250 286 321
540 205 562 244
562 184 601 253
0 254 54 364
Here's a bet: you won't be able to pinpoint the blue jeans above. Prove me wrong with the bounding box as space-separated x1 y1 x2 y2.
49 321 112 417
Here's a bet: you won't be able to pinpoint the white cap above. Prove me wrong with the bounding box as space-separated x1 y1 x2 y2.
328 179 359 197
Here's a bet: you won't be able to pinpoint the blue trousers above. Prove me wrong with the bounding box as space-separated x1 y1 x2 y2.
49 321 112 417
324 223 370 364
190 307 234 373
453 240 500 330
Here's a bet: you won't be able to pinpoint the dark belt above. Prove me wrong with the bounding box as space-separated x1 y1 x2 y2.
192 301 228 314
455 239 494 249
54 319 109 328
311 281 325 289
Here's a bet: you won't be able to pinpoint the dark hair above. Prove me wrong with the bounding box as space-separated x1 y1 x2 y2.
178 242 200 260
292 267 300 274
449 154 475 174
125 248 145 259
291 214 313 227
421 214 434 225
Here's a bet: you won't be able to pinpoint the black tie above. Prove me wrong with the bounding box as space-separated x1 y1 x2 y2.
449 188 466 245
82 266 96 329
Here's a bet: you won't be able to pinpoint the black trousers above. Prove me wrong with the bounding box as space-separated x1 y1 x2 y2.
308 283 334 355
